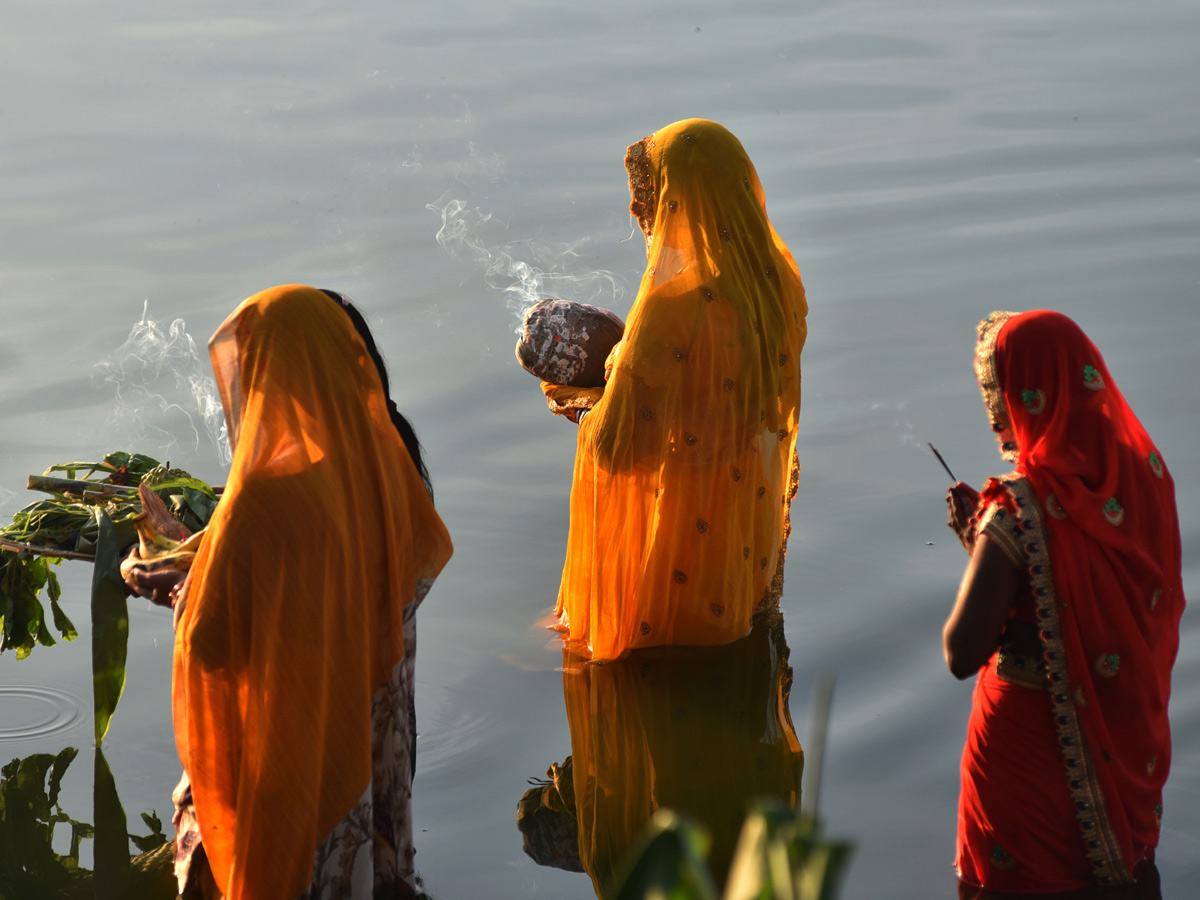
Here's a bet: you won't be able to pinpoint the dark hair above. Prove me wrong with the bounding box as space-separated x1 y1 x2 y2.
321 289 434 500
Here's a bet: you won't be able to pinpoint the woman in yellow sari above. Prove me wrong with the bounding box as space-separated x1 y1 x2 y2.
170 285 453 899
545 119 807 660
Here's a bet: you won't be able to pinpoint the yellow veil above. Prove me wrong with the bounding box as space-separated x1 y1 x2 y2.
172 285 453 899
553 119 807 659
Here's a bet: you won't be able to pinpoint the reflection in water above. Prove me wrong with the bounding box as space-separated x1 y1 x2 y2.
958 862 1162 900
0 747 174 900
519 609 803 897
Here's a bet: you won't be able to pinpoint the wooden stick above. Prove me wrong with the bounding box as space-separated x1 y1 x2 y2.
927 443 957 483
0 538 95 561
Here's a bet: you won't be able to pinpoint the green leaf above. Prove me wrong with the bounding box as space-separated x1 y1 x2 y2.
47 747 80 808
48 570 78 642
795 842 855 900
723 808 854 900
609 809 720 900
93 748 132 900
91 510 130 744
34 613 57 648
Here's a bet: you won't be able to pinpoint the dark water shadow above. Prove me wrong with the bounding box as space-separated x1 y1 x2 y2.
0 746 174 900
517 607 804 898
958 859 1162 900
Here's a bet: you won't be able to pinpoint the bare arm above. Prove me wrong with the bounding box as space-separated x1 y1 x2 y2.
943 533 1022 679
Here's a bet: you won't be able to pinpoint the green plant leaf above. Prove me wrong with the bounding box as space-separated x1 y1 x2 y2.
609 809 719 900
46 747 79 808
91 510 129 744
49 574 78 642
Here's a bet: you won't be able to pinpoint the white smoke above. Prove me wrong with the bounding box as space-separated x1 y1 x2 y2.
96 301 231 466
426 191 625 332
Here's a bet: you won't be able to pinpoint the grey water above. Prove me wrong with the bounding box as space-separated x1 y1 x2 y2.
2 0 1198 897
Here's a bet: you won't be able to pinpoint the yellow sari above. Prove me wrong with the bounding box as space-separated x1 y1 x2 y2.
550 119 807 660
172 285 453 900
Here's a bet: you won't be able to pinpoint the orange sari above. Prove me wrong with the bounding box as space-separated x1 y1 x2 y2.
550 119 807 660
172 285 453 900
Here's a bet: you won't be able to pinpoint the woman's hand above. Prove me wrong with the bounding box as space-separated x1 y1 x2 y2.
946 482 981 554
121 548 187 608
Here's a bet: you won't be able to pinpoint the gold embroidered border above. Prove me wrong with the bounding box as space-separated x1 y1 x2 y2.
1002 476 1132 886
975 311 1019 463
978 503 1023 568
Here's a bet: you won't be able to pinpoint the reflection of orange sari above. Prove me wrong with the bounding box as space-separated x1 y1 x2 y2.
552 119 807 660
173 285 453 900
959 311 1183 890
563 610 803 896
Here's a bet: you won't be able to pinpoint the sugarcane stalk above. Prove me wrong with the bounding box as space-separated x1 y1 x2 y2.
27 475 137 497
0 538 96 561
27 474 223 498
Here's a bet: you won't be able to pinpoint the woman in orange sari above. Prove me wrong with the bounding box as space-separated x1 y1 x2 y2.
170 285 453 899
944 311 1183 892
544 119 808 660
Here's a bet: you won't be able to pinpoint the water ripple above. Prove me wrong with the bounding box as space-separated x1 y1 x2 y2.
0 683 87 743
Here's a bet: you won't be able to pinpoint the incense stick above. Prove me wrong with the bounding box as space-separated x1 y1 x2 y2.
928 443 957 482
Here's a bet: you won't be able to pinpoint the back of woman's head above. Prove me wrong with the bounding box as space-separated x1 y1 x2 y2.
321 289 434 500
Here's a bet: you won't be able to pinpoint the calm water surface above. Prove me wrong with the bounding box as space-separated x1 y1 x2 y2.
2 1 1198 897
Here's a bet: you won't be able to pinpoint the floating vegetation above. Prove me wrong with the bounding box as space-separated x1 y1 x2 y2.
0 451 218 741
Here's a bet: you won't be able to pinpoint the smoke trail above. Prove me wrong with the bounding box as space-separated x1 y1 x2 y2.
427 191 626 333
95 301 231 466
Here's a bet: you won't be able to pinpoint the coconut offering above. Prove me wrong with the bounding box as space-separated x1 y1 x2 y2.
515 299 625 387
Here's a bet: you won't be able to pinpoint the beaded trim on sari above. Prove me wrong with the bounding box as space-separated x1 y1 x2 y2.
625 137 657 254
974 311 1019 463
992 474 1133 886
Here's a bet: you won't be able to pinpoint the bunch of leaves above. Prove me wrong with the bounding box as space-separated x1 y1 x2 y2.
0 747 173 900
0 451 219 741
608 806 854 900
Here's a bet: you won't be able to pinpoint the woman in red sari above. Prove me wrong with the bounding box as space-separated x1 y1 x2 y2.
943 310 1184 892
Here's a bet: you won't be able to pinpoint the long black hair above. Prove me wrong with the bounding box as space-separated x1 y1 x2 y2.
321 289 434 500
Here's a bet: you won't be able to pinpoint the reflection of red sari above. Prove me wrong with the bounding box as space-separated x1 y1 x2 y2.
959 311 1184 890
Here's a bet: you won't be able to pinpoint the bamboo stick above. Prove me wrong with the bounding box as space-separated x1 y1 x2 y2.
0 538 95 561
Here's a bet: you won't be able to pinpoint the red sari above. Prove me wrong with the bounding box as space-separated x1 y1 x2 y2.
958 311 1184 890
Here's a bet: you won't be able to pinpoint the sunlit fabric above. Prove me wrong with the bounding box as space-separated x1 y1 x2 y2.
173 285 453 900
562 610 803 896
547 119 807 660
959 310 1184 890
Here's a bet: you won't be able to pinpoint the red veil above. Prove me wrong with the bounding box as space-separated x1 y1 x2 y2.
961 310 1184 888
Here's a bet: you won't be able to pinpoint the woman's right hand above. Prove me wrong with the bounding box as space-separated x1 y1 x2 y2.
946 482 981 553
121 547 187 608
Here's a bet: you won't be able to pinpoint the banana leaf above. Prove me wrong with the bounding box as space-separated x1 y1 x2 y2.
2 452 218 736
90 510 133 744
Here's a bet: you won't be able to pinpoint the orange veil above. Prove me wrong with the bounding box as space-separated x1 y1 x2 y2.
172 285 453 899
553 119 807 660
